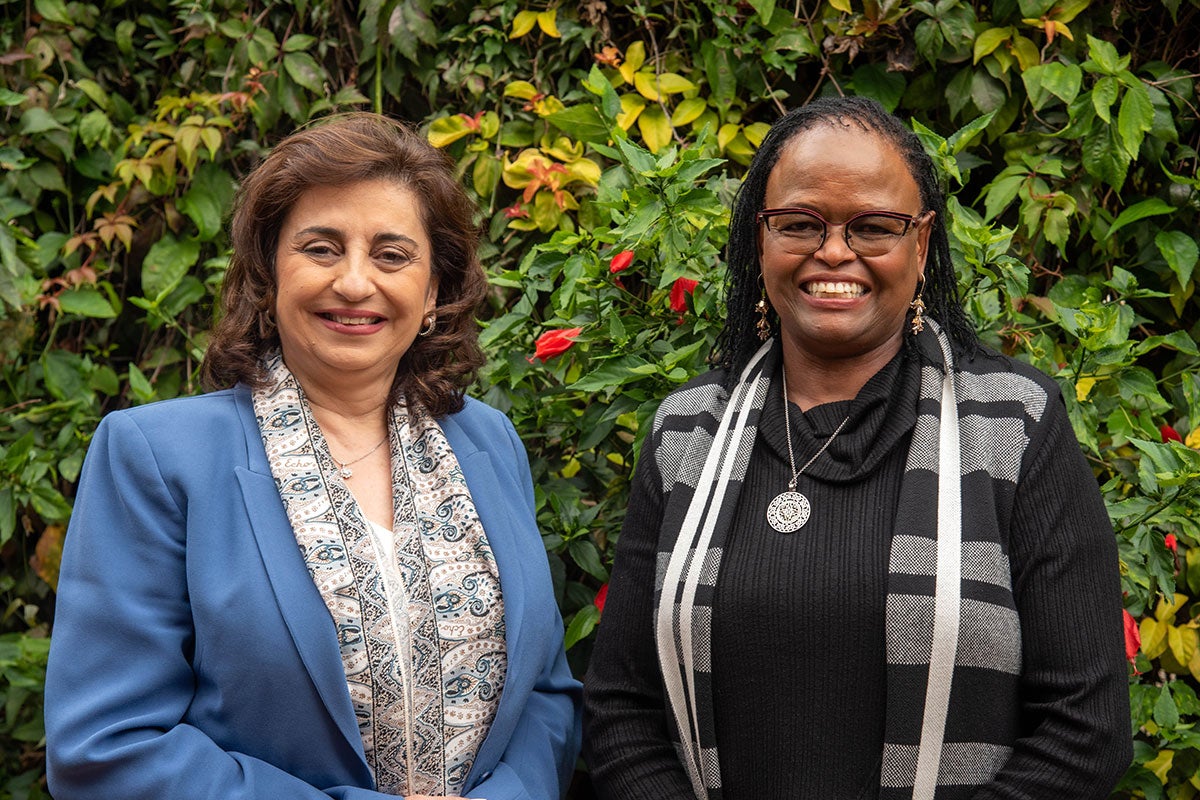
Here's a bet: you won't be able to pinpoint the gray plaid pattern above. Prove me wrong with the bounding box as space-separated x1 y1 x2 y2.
649 324 1045 799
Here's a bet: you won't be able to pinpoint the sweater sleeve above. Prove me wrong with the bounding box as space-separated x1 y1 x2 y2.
971 392 1132 800
582 434 697 800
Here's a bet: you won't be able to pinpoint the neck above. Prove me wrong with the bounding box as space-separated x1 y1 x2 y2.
780 339 902 412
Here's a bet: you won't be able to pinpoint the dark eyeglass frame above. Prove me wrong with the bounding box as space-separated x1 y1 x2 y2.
756 207 929 256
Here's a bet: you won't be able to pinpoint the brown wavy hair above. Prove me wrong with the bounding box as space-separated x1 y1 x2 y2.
201 112 487 418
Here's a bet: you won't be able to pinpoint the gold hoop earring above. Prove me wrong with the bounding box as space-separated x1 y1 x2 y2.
909 275 926 335
418 314 436 337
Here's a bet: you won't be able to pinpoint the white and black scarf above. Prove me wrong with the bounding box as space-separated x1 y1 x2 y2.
651 323 1050 800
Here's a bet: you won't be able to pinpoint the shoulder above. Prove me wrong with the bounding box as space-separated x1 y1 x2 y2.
441 394 517 439
948 341 1062 426
97 387 248 443
651 369 729 436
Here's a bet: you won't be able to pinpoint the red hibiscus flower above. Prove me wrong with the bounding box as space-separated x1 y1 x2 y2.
1122 609 1141 668
669 277 699 313
1165 533 1178 553
594 583 609 613
1161 424 1182 443
608 250 634 274
530 327 582 362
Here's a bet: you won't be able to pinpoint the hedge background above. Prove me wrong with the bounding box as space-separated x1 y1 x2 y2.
2 0 1198 796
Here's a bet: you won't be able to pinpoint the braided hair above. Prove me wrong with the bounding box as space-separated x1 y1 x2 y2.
716 95 977 380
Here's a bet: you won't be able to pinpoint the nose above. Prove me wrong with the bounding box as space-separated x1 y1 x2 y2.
812 221 856 266
330 251 376 301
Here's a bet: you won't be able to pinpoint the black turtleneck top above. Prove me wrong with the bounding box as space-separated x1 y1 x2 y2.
711 348 917 800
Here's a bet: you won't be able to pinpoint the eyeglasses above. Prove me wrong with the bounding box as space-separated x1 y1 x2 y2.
756 207 928 257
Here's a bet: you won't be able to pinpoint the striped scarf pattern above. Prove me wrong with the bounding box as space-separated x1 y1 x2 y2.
651 323 1047 799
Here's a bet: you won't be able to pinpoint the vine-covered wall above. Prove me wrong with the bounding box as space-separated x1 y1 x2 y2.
1 0 1197 796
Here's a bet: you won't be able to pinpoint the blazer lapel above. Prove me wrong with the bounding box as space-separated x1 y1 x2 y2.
231 390 366 763
446 430 534 786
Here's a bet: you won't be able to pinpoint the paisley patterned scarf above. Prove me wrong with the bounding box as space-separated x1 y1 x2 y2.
252 353 507 796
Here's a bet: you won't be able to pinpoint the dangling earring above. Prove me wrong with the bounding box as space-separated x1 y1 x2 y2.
418 313 436 337
755 285 771 341
909 275 926 335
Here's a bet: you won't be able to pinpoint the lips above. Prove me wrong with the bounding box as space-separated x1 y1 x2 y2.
803 280 867 298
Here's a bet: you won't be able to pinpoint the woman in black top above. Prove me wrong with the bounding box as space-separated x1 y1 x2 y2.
582 96 1130 800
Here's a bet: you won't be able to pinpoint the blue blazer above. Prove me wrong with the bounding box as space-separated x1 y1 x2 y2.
45 387 582 799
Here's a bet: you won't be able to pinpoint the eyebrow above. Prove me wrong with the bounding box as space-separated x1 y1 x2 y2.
292 226 421 249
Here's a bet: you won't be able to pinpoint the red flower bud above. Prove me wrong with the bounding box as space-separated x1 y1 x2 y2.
669 277 700 313
608 250 634 274
530 327 583 362
1161 424 1182 443
1165 533 1178 553
1122 609 1140 667
594 583 609 613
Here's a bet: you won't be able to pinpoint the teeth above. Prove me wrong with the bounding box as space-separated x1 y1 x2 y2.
805 281 865 298
328 314 379 325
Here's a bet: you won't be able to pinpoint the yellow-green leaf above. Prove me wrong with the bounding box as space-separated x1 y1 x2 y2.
1186 426 1200 449
504 80 539 100
1140 617 1168 659
743 122 771 148
510 10 538 38
827 0 852 12
633 71 661 101
654 73 696 95
1012 35 1042 71
1144 749 1174 782
620 41 646 83
671 98 707 127
1170 626 1198 672
617 94 646 131
427 115 473 148
536 9 561 37
717 122 740 151
637 105 672 153
473 156 501 198
1075 376 1096 401
974 27 1012 64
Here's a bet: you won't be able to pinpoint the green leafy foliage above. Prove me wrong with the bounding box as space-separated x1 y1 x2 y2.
1 0 1197 795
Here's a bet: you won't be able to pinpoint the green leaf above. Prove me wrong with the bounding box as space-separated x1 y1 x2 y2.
34 0 72 24
569 356 656 392
141 234 201 300
1086 34 1124 74
850 63 906 112
1092 76 1119 123
563 603 600 650
0 88 25 106
58 286 118 318
915 19 945 65
748 0 776 24
19 107 68 135
178 163 237 241
1154 684 1180 729
283 34 318 52
1107 198 1175 239
1155 231 1198 287
568 538 608 581
545 105 610 143
283 52 325 93
41 350 88 402
1117 80 1153 158
973 26 1011 63
1023 63 1083 109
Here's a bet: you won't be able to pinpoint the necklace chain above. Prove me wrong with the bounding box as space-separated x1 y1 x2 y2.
781 362 851 489
332 434 388 478
767 362 851 533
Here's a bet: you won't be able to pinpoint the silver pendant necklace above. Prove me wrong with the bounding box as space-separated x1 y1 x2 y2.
332 434 387 479
766 363 850 534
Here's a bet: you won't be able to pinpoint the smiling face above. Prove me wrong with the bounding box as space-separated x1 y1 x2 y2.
272 178 438 396
759 124 931 368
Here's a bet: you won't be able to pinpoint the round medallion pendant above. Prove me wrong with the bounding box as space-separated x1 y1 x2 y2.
766 490 811 533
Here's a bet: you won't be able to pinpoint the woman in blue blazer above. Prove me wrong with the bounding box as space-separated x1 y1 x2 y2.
45 114 581 800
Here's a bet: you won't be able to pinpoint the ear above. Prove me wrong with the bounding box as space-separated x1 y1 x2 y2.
914 210 934 272
425 272 440 313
